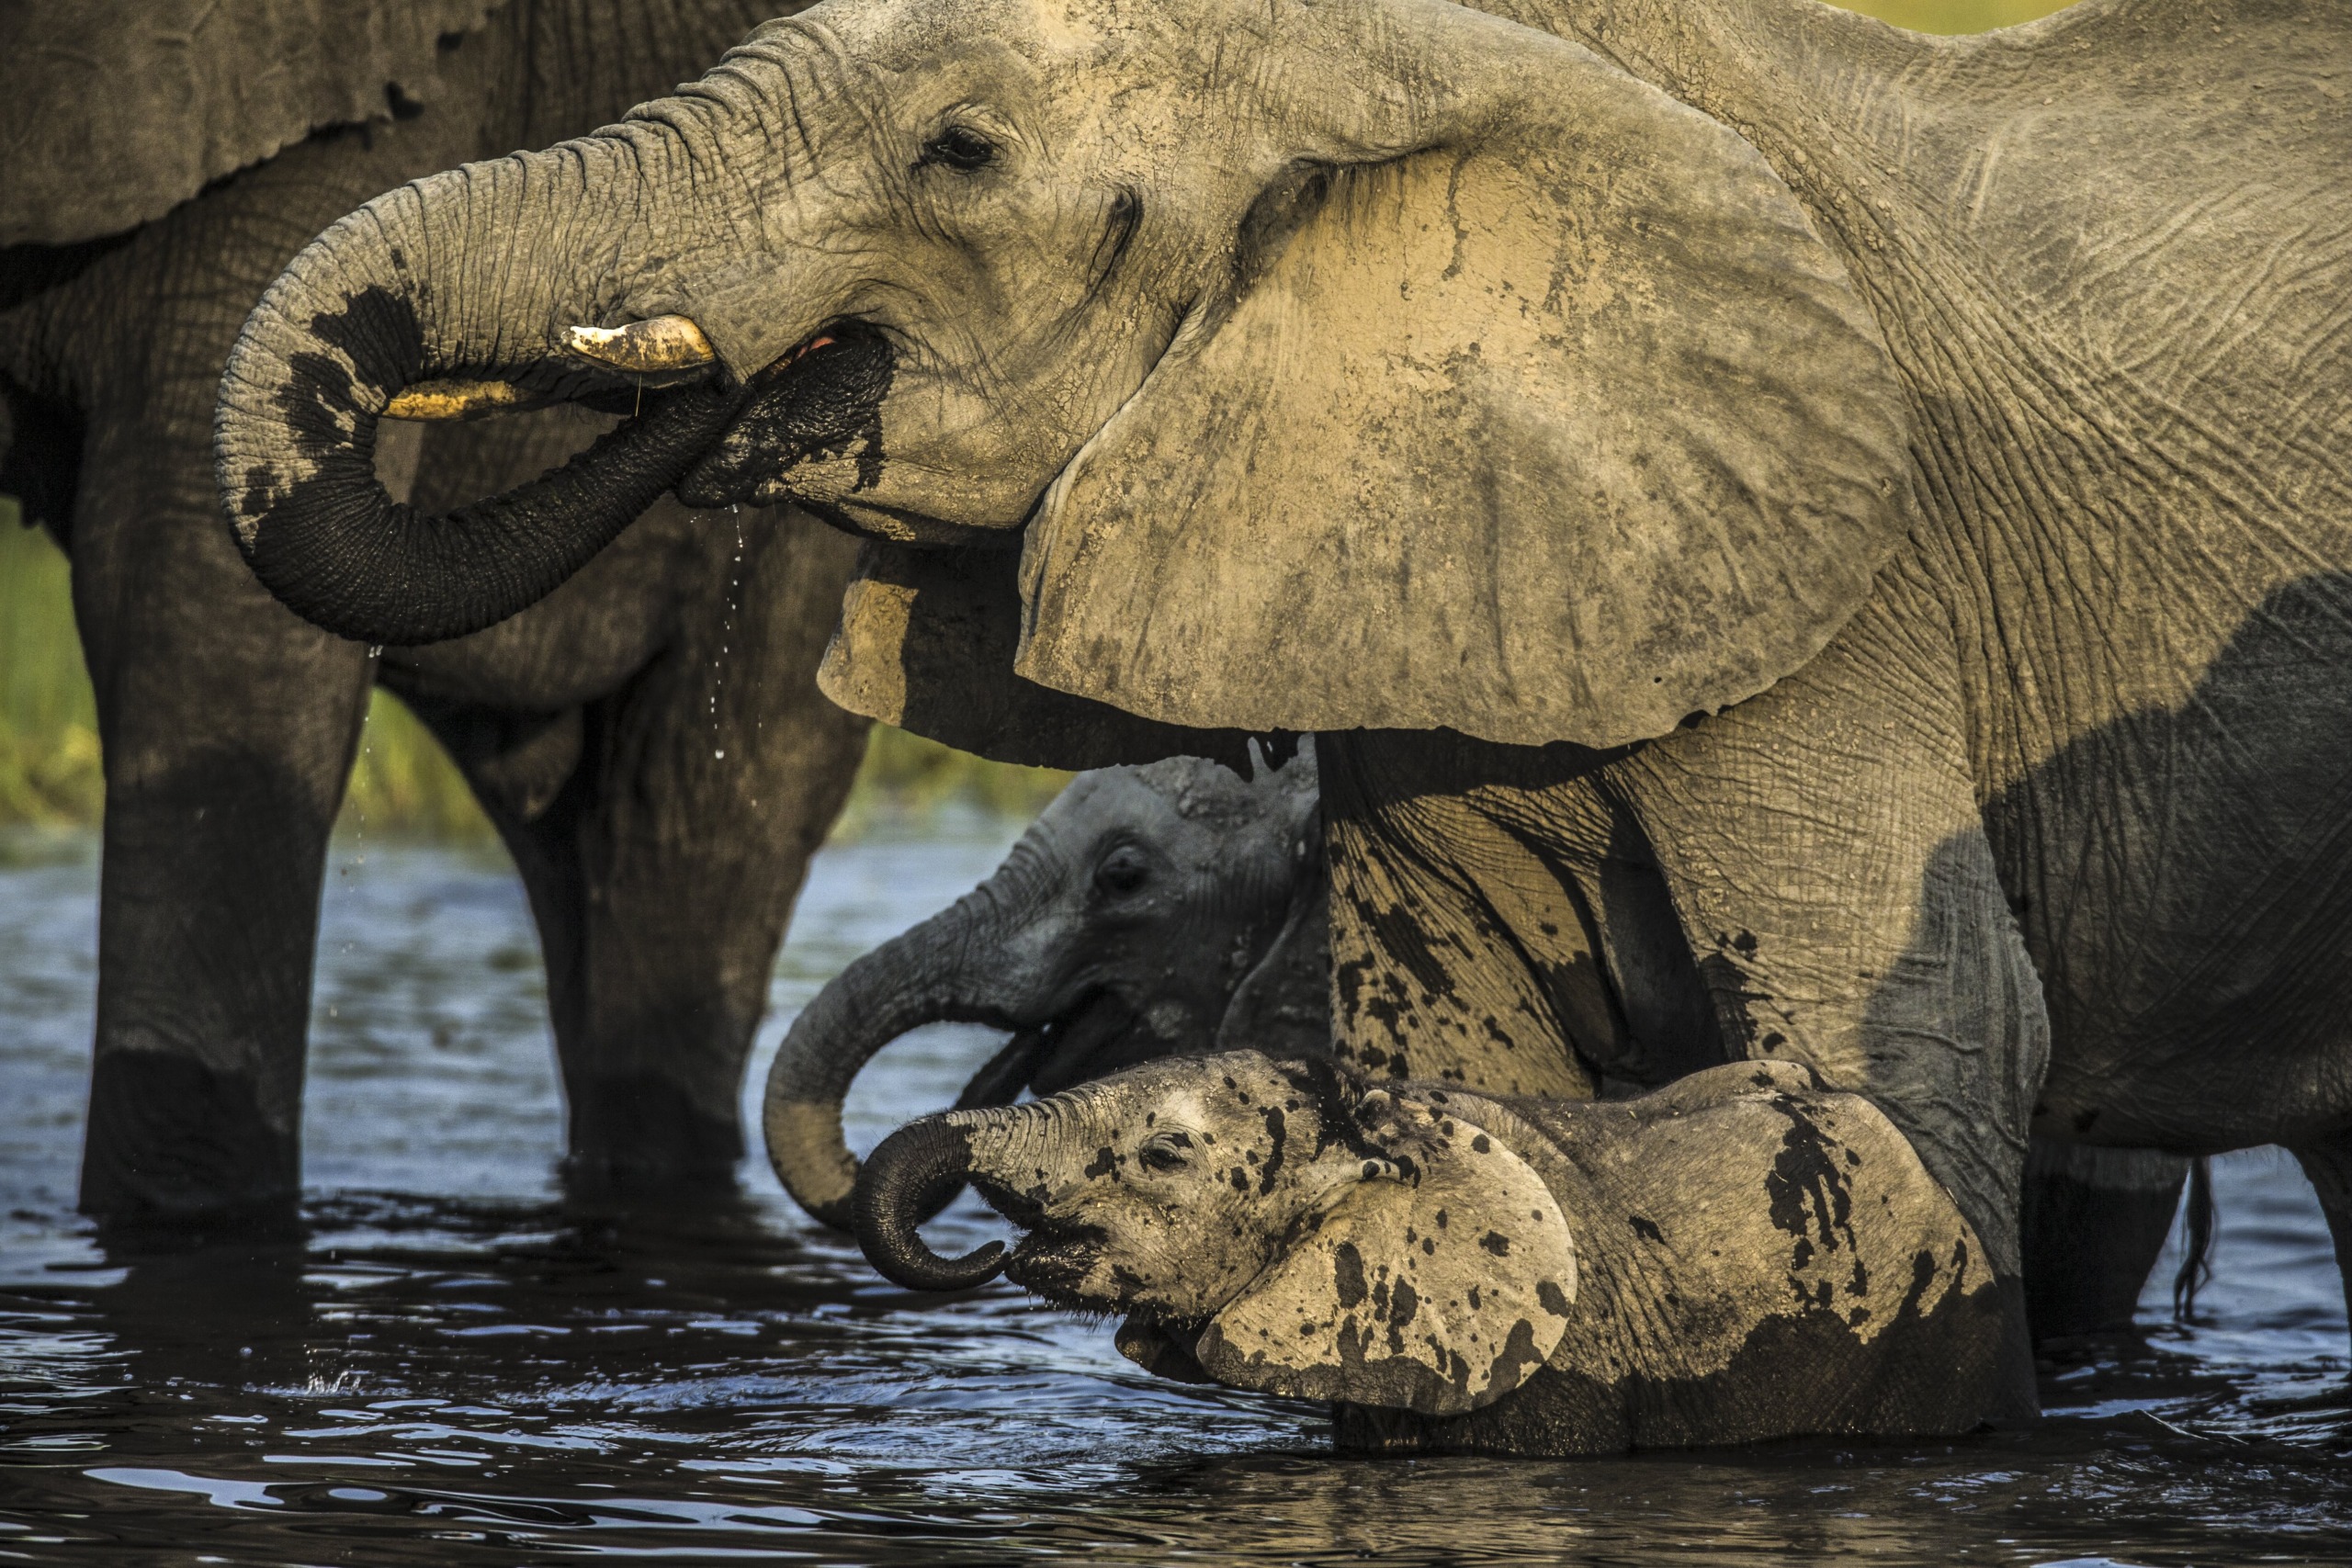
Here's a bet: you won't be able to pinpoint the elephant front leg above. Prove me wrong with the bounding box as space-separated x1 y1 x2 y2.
406 502 867 1190
1324 588 2048 1423
73 417 374 1224
1611 592 2047 1416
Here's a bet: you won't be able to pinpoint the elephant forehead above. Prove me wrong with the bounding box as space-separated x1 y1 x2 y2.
1090 1055 1316 1137
782 0 1118 74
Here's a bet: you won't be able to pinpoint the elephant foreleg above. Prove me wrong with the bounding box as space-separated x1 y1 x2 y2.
399 499 866 1189
73 412 373 1224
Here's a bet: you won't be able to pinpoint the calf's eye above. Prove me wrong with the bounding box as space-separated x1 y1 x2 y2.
1095 845 1150 897
1137 1131 1192 1172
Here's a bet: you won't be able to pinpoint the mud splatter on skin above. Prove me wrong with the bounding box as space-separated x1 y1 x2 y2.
1762 1092 1861 1294
242 284 739 646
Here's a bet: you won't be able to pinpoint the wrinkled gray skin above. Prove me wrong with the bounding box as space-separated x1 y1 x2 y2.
214 0 2349 1432
764 748 1325 1230
0 0 869 1223
857 1052 2023 1456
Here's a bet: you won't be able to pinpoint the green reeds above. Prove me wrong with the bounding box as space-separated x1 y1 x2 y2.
0 512 101 826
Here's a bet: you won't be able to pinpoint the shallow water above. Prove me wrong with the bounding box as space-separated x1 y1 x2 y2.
1 823 2346 1566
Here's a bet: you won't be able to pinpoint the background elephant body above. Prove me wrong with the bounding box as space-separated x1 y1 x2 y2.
0 0 868 1219
763 748 1324 1228
861 1053 2027 1458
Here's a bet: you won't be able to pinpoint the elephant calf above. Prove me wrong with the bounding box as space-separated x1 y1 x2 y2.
855 1052 2023 1457
763 747 1325 1228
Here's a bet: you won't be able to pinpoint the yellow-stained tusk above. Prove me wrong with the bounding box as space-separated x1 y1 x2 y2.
564 315 718 375
383 378 533 421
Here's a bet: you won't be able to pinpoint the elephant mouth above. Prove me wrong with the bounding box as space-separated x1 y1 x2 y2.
673 326 896 510
946 990 1148 1114
393 320 899 513
1001 1224 1112 1309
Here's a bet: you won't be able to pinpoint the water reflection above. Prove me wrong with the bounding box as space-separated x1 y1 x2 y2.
1 829 2346 1564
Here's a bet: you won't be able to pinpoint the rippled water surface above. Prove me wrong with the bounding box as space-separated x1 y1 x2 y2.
3 823 2347 1565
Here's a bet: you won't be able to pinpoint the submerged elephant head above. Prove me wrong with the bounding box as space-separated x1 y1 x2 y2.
765 747 1324 1230
219 0 1906 759
854 1051 1579 1415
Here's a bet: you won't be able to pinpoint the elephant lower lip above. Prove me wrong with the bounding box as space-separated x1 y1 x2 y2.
1004 1234 1106 1305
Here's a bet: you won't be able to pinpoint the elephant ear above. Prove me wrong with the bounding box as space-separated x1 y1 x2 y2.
1016 33 1912 750
1192 1089 1576 1416
0 0 506 246
820 538 1257 772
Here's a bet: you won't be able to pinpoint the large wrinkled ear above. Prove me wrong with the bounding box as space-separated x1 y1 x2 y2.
0 0 503 246
820 539 1258 772
1017 22 1911 750
1193 1090 1575 1416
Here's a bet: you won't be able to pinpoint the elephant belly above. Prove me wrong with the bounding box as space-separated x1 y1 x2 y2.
1993 573 2352 1153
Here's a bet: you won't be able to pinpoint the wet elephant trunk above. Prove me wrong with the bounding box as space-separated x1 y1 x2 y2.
213 131 733 646
763 898 1034 1231
855 1103 1055 1292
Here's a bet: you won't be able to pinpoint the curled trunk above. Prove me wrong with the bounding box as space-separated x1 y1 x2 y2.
763 903 1024 1231
854 1117 1007 1292
213 132 728 646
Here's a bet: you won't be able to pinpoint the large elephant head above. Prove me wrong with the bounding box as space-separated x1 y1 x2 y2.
764 747 1325 1230
217 0 1907 758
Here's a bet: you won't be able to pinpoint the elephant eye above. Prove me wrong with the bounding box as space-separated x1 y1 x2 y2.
1138 1131 1193 1173
916 125 997 173
1095 845 1151 897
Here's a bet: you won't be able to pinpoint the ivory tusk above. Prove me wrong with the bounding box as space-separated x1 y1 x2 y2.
383 378 533 421
564 315 718 375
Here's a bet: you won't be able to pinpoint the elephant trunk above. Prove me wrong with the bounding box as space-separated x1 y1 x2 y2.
213 130 732 646
763 898 1034 1231
854 1116 1011 1292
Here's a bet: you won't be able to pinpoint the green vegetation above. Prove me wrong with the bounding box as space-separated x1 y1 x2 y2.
1843 0 2070 32
0 514 100 826
0 0 2075 834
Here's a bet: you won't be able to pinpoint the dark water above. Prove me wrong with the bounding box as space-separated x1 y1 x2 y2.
2 821 2347 1566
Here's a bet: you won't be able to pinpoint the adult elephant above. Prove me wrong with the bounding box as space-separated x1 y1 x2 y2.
213 0 2348 1432
0 0 871 1223
763 748 1326 1229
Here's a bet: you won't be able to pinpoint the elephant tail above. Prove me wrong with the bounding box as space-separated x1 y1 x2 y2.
2170 1156 2215 1322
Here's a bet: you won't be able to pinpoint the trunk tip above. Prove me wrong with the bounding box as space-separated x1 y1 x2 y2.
853 1118 1009 1292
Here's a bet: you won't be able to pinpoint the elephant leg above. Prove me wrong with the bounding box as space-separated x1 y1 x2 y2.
71 410 373 1224
2018 1139 2191 1344
2288 1133 2352 1357
401 498 866 1189
1315 587 2044 1425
